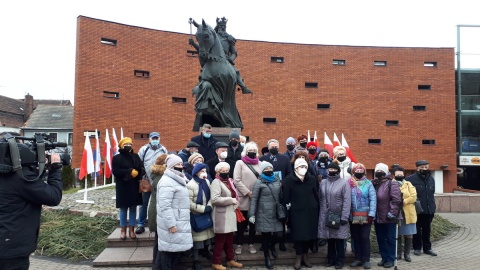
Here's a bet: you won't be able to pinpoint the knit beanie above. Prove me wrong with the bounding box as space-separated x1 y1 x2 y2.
374 163 389 175
192 163 207 176
286 137 296 145
328 162 341 172
188 152 204 165
307 141 317 149
166 154 183 169
215 161 230 172
294 158 308 169
260 161 273 172
229 131 240 140
118 137 132 149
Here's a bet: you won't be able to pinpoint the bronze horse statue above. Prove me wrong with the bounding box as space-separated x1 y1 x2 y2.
191 19 243 131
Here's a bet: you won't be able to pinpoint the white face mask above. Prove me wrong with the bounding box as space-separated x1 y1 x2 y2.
199 172 208 179
220 152 228 159
297 168 307 176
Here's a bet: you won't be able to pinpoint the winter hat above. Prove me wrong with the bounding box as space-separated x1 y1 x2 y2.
319 151 329 157
149 132 160 138
297 134 307 141
215 161 230 172
118 137 132 149
186 141 200 148
260 161 273 172
192 163 207 176
188 152 204 165
307 141 317 149
351 163 366 174
415 160 429 167
155 153 168 165
374 163 389 175
261 146 269 155
328 162 341 171
215 142 229 149
166 154 183 169
286 137 296 145
229 131 240 140
294 158 308 169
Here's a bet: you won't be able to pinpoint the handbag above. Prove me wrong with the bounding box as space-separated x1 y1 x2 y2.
325 181 341 229
190 212 213 232
265 183 287 221
139 178 152 193
414 200 424 214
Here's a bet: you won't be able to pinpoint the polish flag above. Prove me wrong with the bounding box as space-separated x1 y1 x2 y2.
102 129 112 178
324 132 334 157
313 131 320 148
120 127 124 139
342 133 357 163
112 128 119 155
307 130 311 142
79 133 95 180
93 129 101 174
333 133 341 148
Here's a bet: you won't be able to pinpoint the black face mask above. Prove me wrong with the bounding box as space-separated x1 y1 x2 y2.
328 171 339 176
247 152 257 158
394 176 404 181
263 171 274 177
286 145 295 151
230 140 238 147
123 146 132 152
420 169 430 175
375 171 386 179
308 149 316 155
219 172 229 179
337 156 346 162
319 157 328 162
354 173 365 179
173 167 183 172
300 142 307 148
269 148 279 155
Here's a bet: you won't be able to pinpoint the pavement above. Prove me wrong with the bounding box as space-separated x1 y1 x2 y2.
29 211 480 270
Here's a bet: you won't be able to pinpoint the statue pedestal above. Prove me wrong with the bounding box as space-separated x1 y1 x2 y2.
211 127 242 144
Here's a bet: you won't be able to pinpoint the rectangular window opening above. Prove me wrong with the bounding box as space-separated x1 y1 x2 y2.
134 70 150 78
100 38 117 46
263 118 276 123
271 56 284 63
332 59 346 65
368 139 382 144
386 120 399 126
134 133 150 140
418 85 431 90
305 82 318 88
424 62 437 67
422 139 436 145
413 105 426 111
103 91 119 99
374 61 387 66
187 50 198 56
172 97 187 103
68 132 73 145
317 104 331 109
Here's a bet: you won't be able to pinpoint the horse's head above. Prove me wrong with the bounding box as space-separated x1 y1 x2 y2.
194 19 219 62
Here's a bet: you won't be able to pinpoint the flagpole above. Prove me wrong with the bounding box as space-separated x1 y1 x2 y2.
76 176 94 204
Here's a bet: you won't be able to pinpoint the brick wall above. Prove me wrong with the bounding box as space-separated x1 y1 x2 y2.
74 16 457 191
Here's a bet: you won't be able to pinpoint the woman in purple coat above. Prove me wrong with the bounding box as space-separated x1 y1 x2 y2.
372 163 402 269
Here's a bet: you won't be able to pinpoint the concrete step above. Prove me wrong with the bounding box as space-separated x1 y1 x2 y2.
106 227 155 248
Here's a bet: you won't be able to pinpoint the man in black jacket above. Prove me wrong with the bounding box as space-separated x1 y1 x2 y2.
406 159 437 257
205 142 229 180
226 131 243 177
0 154 63 270
190 124 218 162
259 139 292 181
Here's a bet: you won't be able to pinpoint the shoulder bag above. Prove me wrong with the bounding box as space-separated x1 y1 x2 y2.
325 181 341 229
190 211 213 232
265 183 286 221
139 178 152 193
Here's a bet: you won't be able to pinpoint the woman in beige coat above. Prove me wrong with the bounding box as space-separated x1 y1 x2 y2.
393 166 417 262
233 142 261 255
210 162 243 270
187 163 215 270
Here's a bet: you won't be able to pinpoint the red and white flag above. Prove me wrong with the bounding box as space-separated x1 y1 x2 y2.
112 128 119 155
313 131 320 148
307 130 311 142
342 133 357 163
324 132 334 157
79 133 94 180
102 129 112 178
333 133 341 148
93 129 101 174
120 127 124 139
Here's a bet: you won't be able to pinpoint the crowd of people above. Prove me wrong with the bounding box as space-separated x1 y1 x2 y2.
111 124 438 270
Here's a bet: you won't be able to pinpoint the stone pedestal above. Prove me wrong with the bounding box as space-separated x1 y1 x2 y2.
211 127 242 143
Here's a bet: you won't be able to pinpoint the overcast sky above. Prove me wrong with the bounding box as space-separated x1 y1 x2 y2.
0 0 479 104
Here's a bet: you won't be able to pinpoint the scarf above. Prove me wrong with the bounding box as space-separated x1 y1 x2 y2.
372 177 388 188
193 175 210 205
261 173 275 182
308 153 317 161
241 155 259 165
217 175 237 199
350 177 369 204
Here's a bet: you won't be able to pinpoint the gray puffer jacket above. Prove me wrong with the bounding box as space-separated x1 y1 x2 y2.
249 176 284 233
156 169 193 252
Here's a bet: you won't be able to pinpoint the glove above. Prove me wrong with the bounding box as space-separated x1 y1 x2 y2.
131 169 139 178
386 212 396 221
367 216 374 224
340 220 348 226
249 216 255 224
204 206 212 213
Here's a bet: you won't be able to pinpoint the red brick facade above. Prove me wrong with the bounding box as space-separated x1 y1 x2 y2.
74 16 457 191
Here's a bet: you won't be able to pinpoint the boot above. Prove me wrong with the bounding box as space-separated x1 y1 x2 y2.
311 239 318 253
129 226 136 239
226 260 243 268
294 255 302 270
397 237 402 260
203 246 212 260
279 240 287 252
212 264 226 270
404 237 412 262
301 253 313 268
193 260 203 270
120 226 126 240
270 244 278 259
264 256 273 269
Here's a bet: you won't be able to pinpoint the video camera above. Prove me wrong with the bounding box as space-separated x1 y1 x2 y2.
0 133 67 180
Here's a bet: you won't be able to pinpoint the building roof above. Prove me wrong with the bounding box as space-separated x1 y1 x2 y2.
23 105 73 129
0 95 24 115
19 98 73 107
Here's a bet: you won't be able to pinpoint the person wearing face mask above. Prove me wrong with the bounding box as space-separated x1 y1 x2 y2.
283 158 319 270
210 162 243 270
372 163 402 268
233 142 261 255
226 131 244 177
178 141 200 163
184 153 210 182
136 132 168 234
155 154 192 270
187 163 215 270
206 142 229 180
347 163 376 269
295 134 309 154
317 150 332 180
240 135 247 148
291 151 317 177
248 161 283 269
112 137 144 240
333 146 354 180
406 160 437 257
191 124 219 162
306 142 321 180
260 139 292 181
392 166 417 262
284 137 297 160
318 162 351 269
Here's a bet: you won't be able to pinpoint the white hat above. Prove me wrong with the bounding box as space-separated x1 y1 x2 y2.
294 158 308 169
374 163 389 175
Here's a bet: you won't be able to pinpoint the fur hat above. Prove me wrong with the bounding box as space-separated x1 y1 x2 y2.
374 163 389 175
215 161 230 172
192 163 207 176
166 154 183 169
294 158 308 169
118 137 132 149
188 152 204 165
415 160 429 167
328 162 341 172
260 161 273 172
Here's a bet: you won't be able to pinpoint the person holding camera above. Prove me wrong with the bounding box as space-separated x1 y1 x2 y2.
372 163 402 268
0 150 63 270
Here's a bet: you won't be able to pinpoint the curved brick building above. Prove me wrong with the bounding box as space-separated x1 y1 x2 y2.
74 16 457 191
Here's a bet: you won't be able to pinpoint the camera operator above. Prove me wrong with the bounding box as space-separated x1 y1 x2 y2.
0 153 63 270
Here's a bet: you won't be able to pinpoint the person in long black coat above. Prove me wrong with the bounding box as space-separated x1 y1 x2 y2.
282 158 319 270
112 137 143 240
